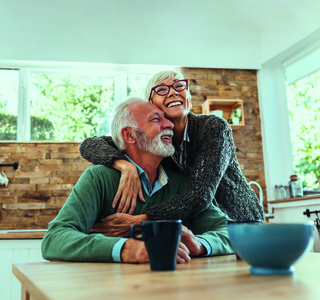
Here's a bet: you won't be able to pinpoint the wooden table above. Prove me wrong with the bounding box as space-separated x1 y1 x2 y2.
13 253 320 300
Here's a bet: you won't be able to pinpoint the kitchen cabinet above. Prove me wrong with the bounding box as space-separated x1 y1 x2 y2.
268 195 320 253
0 231 46 300
201 98 244 130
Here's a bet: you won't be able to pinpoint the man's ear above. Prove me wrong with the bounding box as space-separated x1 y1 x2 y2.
121 127 136 144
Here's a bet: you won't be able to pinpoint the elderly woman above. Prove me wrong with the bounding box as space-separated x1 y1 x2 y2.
79 70 265 223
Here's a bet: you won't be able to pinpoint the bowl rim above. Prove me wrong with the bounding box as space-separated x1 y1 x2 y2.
228 221 314 226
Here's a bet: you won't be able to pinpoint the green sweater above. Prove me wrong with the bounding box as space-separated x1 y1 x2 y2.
41 165 233 262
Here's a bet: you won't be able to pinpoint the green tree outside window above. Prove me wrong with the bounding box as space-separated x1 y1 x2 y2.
30 74 115 141
286 69 320 190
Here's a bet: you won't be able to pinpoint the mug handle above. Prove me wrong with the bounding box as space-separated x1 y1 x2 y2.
130 224 144 241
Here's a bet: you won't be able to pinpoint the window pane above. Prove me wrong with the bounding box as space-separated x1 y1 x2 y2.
127 73 154 99
0 69 19 140
286 69 320 190
30 73 114 141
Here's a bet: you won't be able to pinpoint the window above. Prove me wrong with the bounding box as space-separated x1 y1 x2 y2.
127 73 154 98
30 72 115 141
0 69 19 140
0 63 178 141
286 69 320 190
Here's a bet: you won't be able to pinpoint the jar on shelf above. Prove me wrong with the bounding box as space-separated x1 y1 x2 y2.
289 175 303 198
284 185 290 198
278 185 286 199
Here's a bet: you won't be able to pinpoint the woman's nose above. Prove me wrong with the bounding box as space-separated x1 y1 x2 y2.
167 87 178 97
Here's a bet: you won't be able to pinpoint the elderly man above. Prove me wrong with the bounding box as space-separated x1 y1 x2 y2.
41 98 233 263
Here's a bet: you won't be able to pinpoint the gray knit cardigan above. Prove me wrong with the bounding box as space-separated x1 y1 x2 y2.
79 113 265 221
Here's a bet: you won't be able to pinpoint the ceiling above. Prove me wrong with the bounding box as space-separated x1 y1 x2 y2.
1 0 320 69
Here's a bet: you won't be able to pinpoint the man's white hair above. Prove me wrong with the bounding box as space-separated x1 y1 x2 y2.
144 69 191 102
111 97 146 151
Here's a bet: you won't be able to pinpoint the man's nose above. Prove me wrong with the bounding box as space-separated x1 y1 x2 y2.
162 118 174 130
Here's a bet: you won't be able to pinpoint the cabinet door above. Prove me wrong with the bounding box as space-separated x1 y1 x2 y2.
269 202 320 253
0 240 46 300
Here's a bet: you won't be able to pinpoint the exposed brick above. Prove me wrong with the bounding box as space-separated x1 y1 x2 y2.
235 75 256 81
30 178 50 184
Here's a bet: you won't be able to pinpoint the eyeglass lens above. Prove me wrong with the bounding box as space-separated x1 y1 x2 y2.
154 80 187 96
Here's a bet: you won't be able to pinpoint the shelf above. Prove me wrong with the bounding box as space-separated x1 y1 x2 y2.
202 98 244 130
267 194 320 204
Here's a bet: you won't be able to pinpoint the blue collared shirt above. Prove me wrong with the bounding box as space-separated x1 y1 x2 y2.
125 155 169 197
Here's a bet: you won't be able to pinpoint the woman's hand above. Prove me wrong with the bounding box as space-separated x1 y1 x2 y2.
112 160 145 214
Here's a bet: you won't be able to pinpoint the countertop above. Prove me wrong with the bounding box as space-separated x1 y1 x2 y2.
0 229 46 240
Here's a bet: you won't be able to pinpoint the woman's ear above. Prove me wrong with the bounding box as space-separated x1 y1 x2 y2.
187 97 192 109
121 127 136 144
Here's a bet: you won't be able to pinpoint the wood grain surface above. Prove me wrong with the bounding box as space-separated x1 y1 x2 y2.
13 253 320 300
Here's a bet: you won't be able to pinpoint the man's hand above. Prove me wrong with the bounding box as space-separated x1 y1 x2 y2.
90 213 148 237
177 242 191 263
121 239 149 263
121 239 191 264
180 225 206 257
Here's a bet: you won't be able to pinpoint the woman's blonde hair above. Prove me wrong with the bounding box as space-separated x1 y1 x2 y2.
144 70 191 102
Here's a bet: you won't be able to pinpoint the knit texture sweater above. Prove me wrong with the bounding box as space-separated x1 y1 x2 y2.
41 165 234 262
79 113 265 222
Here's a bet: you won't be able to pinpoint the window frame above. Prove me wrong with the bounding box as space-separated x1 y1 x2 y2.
0 60 178 141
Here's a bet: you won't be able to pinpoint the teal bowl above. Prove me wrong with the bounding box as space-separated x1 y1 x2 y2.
228 222 314 275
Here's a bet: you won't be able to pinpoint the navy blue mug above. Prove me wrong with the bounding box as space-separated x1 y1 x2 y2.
130 220 182 271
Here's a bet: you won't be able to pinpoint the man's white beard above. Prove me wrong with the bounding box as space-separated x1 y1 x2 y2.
136 129 175 157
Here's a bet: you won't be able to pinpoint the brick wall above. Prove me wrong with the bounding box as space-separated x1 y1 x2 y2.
0 143 91 230
0 68 266 230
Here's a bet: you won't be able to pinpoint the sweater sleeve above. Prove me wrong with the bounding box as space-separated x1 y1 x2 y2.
188 204 234 256
41 167 121 262
79 135 127 167
144 116 235 221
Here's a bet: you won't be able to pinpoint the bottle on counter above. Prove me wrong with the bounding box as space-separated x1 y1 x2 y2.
289 175 304 198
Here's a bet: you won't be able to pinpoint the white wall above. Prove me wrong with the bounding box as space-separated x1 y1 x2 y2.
259 1 320 64
0 0 261 69
258 64 294 200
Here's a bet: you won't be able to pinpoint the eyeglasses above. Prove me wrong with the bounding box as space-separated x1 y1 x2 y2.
148 79 188 101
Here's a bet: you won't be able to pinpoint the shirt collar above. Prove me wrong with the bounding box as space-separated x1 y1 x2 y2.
124 154 168 195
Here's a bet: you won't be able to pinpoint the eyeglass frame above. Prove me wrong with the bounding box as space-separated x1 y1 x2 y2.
148 79 189 102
